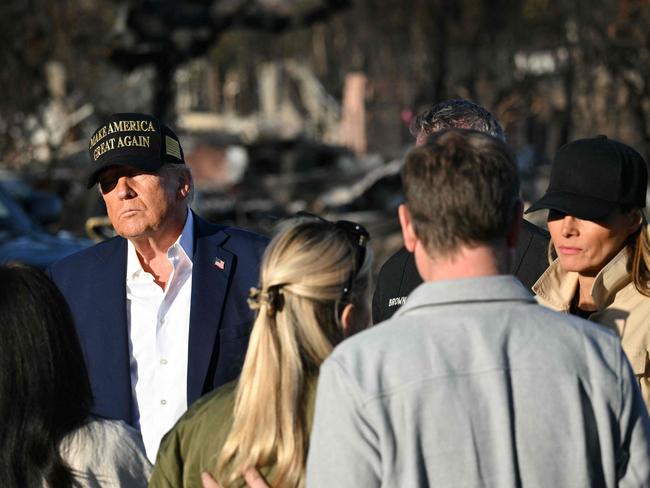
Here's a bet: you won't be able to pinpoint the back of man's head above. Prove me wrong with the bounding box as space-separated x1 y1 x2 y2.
411 99 506 145
402 129 519 258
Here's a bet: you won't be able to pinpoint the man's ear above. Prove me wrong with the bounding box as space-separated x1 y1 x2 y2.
340 303 355 336
398 203 418 252
178 170 192 199
506 200 524 249
179 183 190 199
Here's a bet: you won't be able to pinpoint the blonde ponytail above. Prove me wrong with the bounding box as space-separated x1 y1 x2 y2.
215 220 371 487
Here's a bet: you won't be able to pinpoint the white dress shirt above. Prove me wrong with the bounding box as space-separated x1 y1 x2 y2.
126 212 194 462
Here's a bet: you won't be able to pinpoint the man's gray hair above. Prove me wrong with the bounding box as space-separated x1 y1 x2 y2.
410 99 506 143
159 163 194 205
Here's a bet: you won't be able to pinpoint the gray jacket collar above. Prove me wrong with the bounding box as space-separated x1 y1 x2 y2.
395 275 536 317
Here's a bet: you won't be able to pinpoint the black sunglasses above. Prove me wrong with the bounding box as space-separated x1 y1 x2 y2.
293 212 370 300
334 220 370 300
97 167 146 194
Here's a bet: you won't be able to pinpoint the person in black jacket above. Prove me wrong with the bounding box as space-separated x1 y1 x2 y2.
373 99 549 323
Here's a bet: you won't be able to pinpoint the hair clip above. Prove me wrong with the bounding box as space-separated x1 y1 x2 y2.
247 285 285 317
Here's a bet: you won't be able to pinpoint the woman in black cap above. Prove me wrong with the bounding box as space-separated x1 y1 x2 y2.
526 135 650 409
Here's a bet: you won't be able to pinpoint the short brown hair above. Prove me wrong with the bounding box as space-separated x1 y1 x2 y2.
402 129 519 256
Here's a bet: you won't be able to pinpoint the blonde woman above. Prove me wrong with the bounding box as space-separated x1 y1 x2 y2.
526 135 650 409
150 216 372 488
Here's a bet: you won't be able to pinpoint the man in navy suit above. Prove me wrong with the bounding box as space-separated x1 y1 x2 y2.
49 113 268 461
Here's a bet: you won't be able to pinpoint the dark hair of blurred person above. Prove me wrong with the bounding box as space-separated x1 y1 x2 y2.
0 264 92 487
0 264 151 488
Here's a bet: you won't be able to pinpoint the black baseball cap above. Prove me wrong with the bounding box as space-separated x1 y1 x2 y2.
86 113 185 188
526 135 647 220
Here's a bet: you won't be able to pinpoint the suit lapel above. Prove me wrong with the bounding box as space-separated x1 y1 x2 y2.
91 238 133 422
187 216 233 403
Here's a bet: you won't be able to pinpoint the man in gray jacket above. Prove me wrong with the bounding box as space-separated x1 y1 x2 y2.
306 130 650 487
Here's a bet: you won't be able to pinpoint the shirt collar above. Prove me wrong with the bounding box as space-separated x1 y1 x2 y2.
175 210 194 263
126 211 195 282
395 275 535 317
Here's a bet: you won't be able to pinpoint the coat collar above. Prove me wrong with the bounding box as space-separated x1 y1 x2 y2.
88 236 132 422
187 211 233 403
532 247 631 312
395 275 535 317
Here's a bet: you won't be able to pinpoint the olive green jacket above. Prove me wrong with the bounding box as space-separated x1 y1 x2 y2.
149 378 317 488
534 248 650 410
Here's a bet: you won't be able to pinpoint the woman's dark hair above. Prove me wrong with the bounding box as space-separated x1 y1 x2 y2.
0 264 93 487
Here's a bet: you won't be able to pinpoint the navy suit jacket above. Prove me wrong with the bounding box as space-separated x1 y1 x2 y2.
48 213 268 426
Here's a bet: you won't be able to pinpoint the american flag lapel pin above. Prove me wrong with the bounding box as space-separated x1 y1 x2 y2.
214 257 225 270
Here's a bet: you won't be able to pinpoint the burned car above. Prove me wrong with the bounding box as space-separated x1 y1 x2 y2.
0 183 91 269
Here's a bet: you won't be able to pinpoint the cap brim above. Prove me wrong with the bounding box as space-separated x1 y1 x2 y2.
525 192 618 221
86 156 165 188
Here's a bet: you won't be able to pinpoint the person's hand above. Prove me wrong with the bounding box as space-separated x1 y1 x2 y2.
201 472 221 488
201 468 270 488
242 468 270 487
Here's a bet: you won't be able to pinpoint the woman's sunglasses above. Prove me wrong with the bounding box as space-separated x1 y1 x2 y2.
293 212 370 300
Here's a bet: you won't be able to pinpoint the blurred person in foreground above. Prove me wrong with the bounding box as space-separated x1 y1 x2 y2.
150 216 373 487
0 264 151 487
306 130 650 487
527 135 650 409
48 113 268 462
372 99 549 323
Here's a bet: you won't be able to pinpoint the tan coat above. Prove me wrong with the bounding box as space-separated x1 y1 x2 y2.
534 248 650 410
